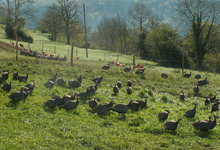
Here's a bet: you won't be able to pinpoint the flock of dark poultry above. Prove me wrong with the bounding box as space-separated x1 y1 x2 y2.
0 64 219 132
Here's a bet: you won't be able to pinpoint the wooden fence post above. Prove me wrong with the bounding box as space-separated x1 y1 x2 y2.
28 42 30 49
54 46 56 54
182 46 184 74
42 44 44 52
133 54 135 70
71 43 74 66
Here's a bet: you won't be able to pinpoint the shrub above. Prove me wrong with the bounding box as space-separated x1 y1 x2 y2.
5 23 14 39
17 30 33 43
161 95 168 103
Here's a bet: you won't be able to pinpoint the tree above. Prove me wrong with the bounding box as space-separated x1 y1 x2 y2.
39 4 62 41
174 0 220 68
148 24 189 68
57 0 80 44
128 2 152 33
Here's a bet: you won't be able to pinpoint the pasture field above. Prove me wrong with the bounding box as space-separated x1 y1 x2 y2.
0 28 220 149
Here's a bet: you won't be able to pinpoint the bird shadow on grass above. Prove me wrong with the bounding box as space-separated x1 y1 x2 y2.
5 100 20 109
193 130 213 139
144 128 176 135
43 106 57 114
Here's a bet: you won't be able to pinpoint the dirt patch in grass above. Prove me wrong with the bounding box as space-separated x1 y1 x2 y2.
0 40 23 51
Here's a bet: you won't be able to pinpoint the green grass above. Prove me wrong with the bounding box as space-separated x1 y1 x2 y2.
0 28 220 149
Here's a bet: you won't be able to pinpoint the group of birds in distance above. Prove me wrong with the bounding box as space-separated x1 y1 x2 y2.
0 62 219 132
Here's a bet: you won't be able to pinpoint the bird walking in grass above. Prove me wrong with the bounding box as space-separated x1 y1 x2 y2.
163 118 182 131
183 103 198 118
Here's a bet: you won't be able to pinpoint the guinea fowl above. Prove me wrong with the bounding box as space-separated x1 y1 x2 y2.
23 91 30 99
17 72 29 82
49 72 58 83
87 81 98 95
44 80 55 89
1 81 12 91
63 94 76 104
93 98 114 115
113 84 119 94
130 100 142 110
197 77 208 85
77 73 82 84
88 97 98 110
78 88 90 99
161 73 168 78
44 96 59 108
127 86 132 94
158 110 170 121
124 66 131 72
8 87 24 103
209 94 217 103
2 71 11 80
25 82 35 93
205 97 210 106
92 74 104 84
135 68 145 74
192 115 212 131
193 83 199 93
0 73 6 84
183 72 191 78
183 103 198 118
109 99 134 116
209 115 219 130
56 78 66 85
211 103 219 113
13 69 19 79
56 95 65 106
163 118 182 131
127 80 132 87
195 74 201 79
179 92 185 100
60 97 80 110
102 63 110 70
69 80 81 88
136 98 148 108
116 81 122 88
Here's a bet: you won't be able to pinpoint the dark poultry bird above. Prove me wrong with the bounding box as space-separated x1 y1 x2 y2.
116 81 122 88
17 72 29 82
209 115 219 130
183 72 191 78
163 118 182 131
211 103 219 113
77 73 82 84
1 81 12 91
63 94 76 104
101 63 110 70
136 98 148 109
161 73 168 78
192 115 212 131
93 98 114 115
205 97 210 106
197 77 209 85
49 72 58 83
124 66 131 72
23 91 30 99
109 99 134 116
127 86 132 94
78 88 90 99
113 84 119 94
60 97 80 110
87 80 98 95
158 110 170 122
183 103 198 118
193 83 199 93
2 71 11 80
56 78 66 85
68 80 81 88
56 95 65 106
195 74 201 79
44 80 55 89
44 97 59 109
0 73 6 84
179 92 185 100
8 87 24 103
130 100 142 111
13 69 19 79
92 74 104 84
88 97 98 110
127 80 132 87
135 68 145 74
23 86 31 93
25 82 35 93
209 94 217 103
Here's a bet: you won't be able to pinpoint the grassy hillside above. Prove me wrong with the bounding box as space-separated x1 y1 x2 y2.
0 28 220 149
